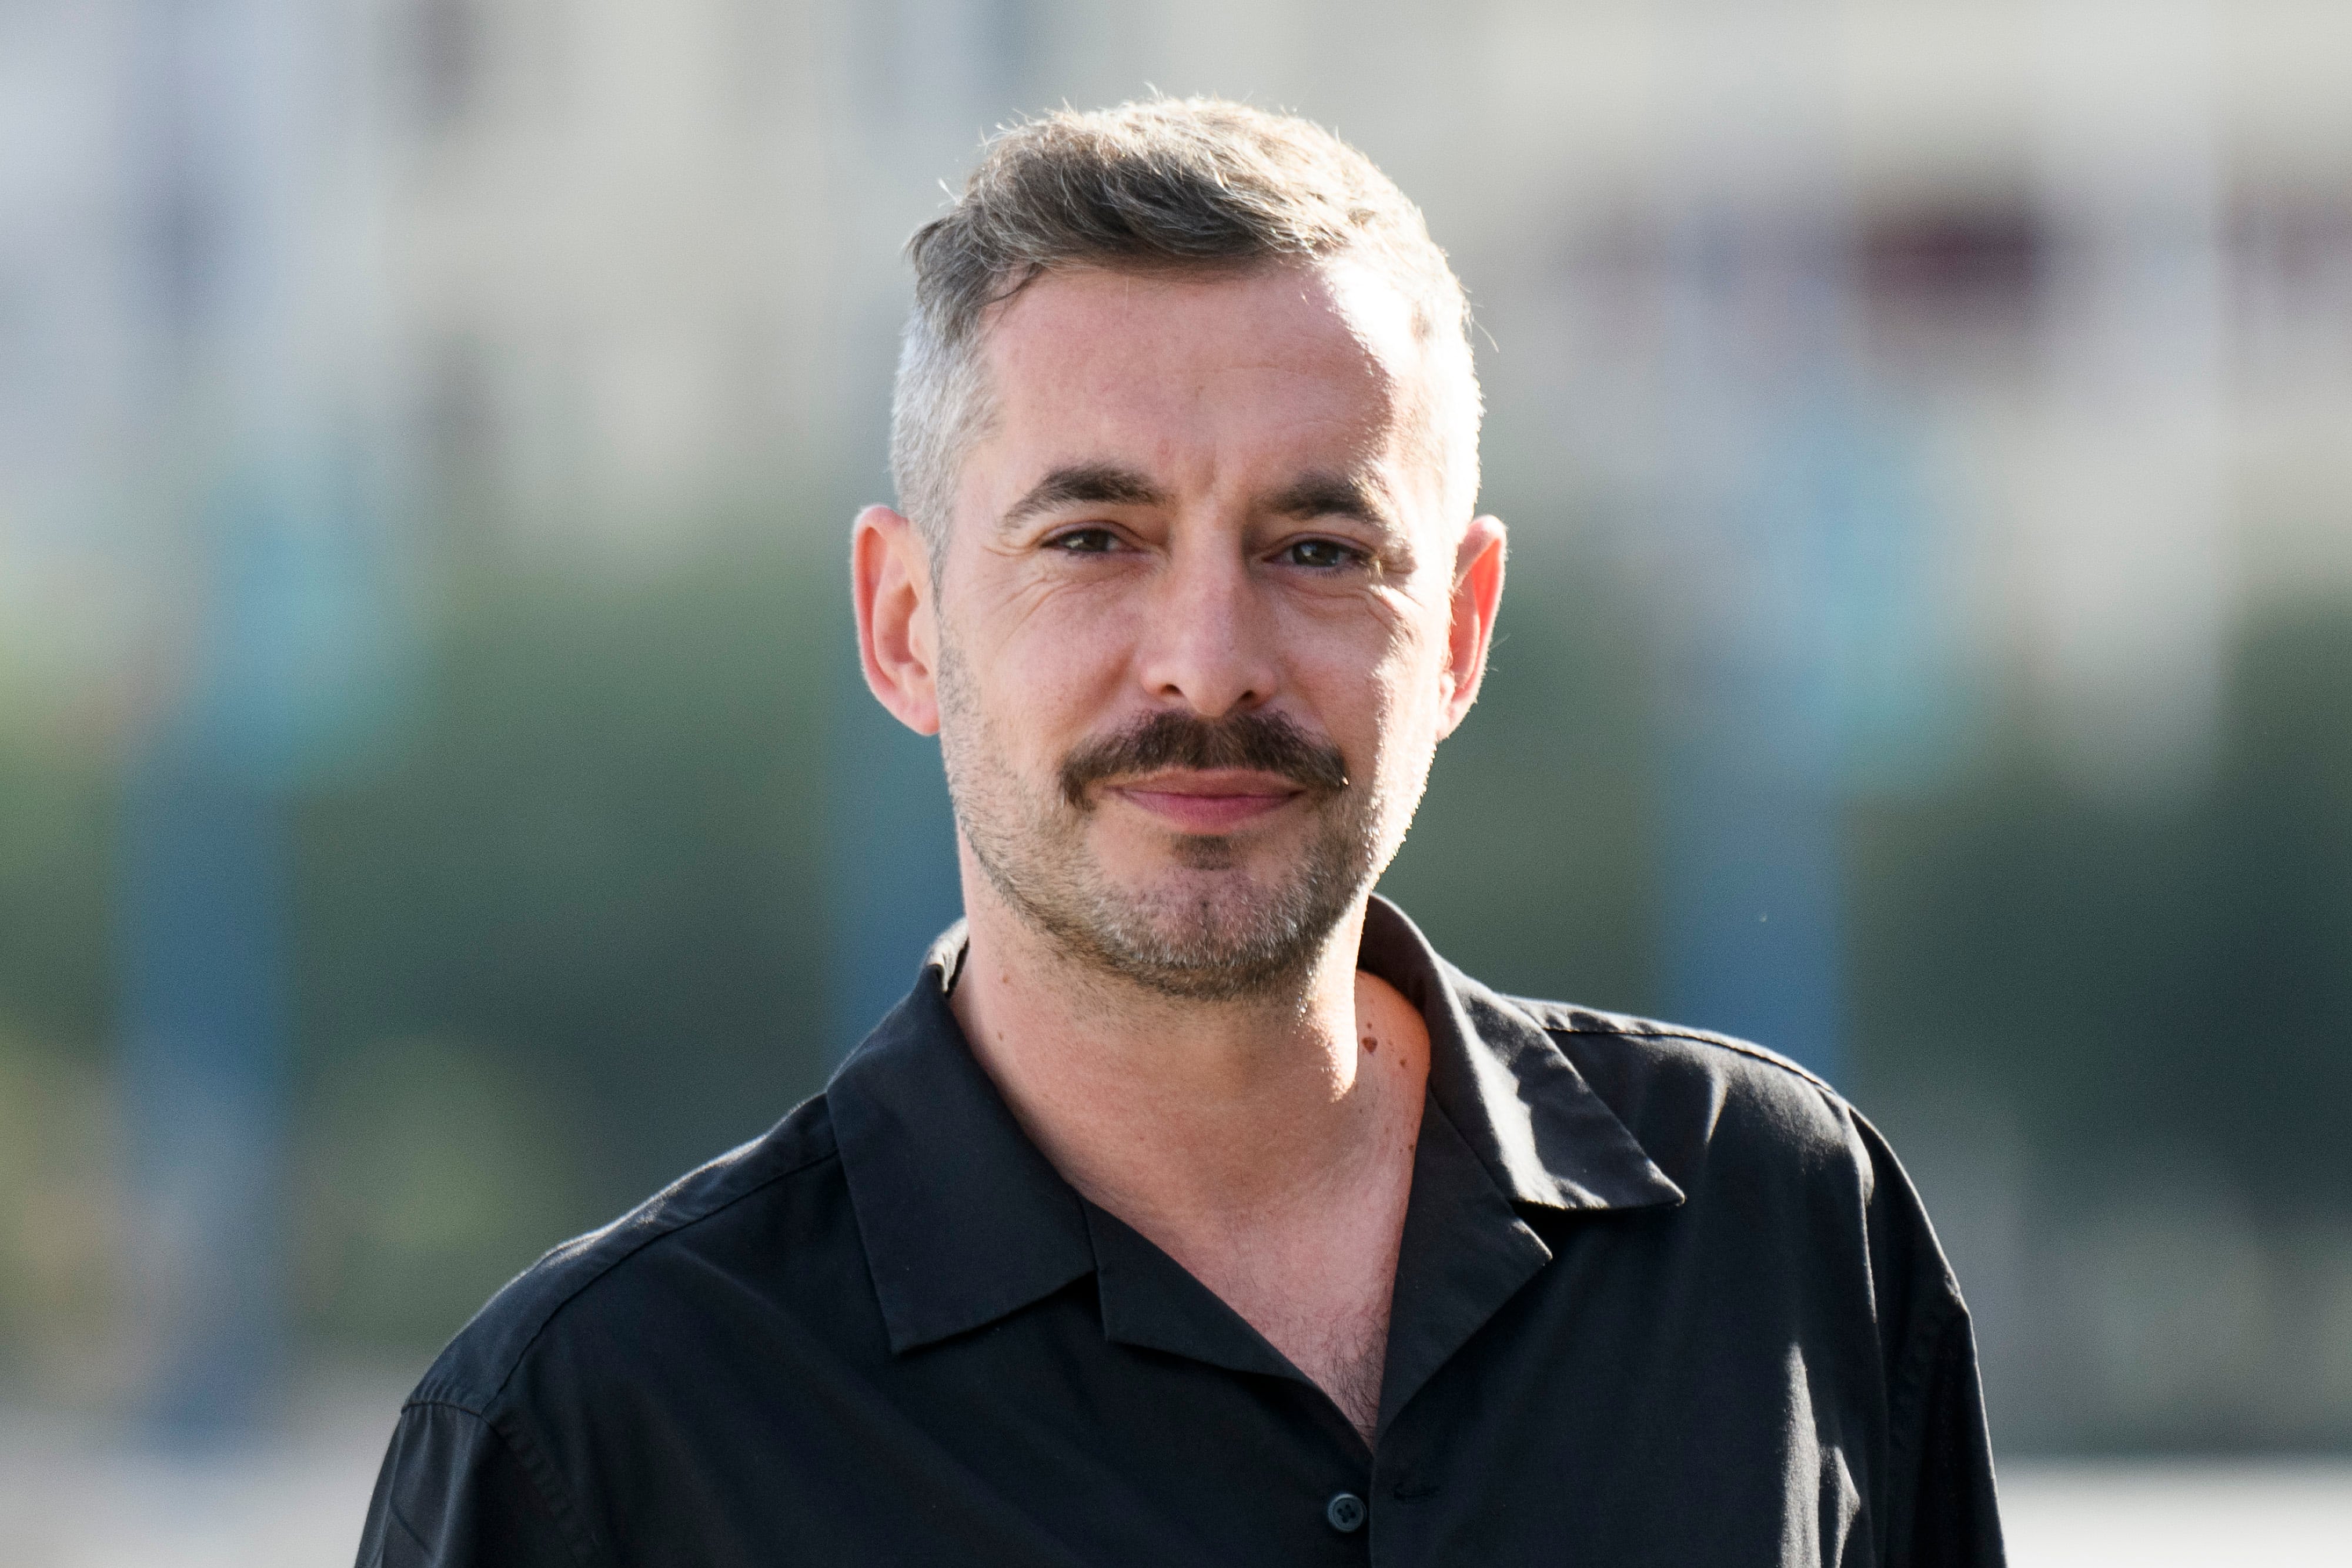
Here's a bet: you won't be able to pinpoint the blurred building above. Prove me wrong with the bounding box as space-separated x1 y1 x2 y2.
14 1 2352 721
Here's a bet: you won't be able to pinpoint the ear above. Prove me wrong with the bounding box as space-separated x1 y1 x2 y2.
851 504 941 735
1437 514 1506 739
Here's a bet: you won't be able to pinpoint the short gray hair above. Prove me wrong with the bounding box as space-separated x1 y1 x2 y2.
890 97 1481 554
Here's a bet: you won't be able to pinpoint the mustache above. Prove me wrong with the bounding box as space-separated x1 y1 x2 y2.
1058 710 1351 811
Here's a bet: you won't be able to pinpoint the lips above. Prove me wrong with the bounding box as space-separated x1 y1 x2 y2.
1108 770 1304 833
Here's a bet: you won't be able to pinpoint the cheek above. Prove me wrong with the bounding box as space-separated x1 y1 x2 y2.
1368 664 1446 780
948 580 1137 751
1285 600 1439 758
1013 591 1137 698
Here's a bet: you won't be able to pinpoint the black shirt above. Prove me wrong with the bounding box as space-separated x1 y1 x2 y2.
358 897 2003 1566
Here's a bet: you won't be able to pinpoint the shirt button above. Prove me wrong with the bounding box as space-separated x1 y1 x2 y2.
1325 1491 1367 1533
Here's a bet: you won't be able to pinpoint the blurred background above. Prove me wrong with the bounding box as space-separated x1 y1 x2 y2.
1 0 2348 1562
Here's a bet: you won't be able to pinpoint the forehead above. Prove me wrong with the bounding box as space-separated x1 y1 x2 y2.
967 260 1436 500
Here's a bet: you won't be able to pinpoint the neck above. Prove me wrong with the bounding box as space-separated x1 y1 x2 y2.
946 854 1420 1231
946 848 1432 1446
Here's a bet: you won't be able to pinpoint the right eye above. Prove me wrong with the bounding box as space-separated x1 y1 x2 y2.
1045 527 1122 554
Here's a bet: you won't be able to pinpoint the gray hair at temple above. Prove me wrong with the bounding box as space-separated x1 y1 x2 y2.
889 97 1484 560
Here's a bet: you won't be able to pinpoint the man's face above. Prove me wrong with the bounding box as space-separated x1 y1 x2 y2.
884 260 1500 997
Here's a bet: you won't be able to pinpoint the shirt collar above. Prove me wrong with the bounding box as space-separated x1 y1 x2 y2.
825 896 1682 1359
1358 897 1685 1215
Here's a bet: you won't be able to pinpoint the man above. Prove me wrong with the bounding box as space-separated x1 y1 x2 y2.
360 98 2002 1566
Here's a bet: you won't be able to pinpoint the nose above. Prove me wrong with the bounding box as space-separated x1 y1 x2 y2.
1132 533 1278 718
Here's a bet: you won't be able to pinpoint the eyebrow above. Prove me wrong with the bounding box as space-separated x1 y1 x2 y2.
998 463 1170 532
1262 470 1397 531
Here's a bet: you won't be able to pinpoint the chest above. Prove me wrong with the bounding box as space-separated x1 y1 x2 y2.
560 1219 1892 1568
1133 1175 1414 1440
1211 1241 1398 1426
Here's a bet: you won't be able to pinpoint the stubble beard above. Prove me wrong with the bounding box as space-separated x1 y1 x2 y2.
937 641 1397 1002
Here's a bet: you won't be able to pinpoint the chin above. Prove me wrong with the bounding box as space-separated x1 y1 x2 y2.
1080 861 1359 995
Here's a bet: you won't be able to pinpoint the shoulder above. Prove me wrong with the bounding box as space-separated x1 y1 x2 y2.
1505 993 1872 1193
406 1092 845 1415
1509 989 1969 1315
1509 994 1845 1124
1506 991 1966 1307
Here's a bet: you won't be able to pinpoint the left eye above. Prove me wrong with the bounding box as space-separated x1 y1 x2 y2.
1279 539 1362 570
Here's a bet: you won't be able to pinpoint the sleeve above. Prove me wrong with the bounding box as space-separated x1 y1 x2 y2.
356 1400 602 1568
1890 1308 2006 1568
1852 1109 2006 1568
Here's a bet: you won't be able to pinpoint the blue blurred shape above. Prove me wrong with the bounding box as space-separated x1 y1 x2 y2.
118 466 400 1440
119 747 289 1438
1645 5 1877 1085
114 0 397 1441
1659 740 1846 1080
1653 388 1953 1084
